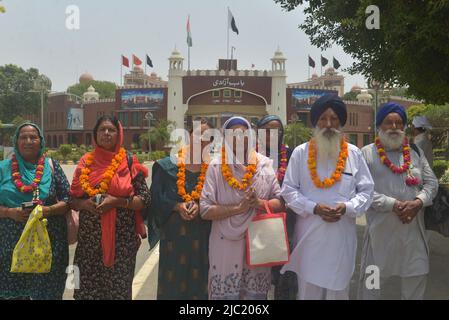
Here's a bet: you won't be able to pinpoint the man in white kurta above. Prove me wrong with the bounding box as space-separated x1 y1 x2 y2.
280 94 375 300
358 103 438 300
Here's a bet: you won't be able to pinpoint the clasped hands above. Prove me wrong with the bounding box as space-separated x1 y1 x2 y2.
175 201 200 221
393 199 423 224
81 194 121 215
236 188 264 214
314 203 346 223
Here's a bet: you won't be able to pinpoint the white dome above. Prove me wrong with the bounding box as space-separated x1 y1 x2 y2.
272 48 286 61
170 48 183 59
83 85 99 102
356 89 373 102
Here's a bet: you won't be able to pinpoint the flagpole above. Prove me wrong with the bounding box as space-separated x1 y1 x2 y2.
120 56 123 86
188 14 191 71
144 54 147 86
227 7 230 60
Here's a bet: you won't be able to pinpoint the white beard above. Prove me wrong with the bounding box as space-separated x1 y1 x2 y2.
378 129 405 150
313 127 342 164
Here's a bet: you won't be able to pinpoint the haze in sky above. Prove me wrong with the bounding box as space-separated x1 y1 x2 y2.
0 0 366 92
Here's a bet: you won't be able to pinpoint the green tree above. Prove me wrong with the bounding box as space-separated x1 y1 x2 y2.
387 87 411 98
274 0 449 104
343 91 358 101
406 104 430 124
139 120 176 151
407 103 449 153
0 65 51 123
58 144 72 161
67 80 117 99
0 116 28 146
284 121 312 148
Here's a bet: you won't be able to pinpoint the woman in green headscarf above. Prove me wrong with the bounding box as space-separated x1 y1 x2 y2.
0 123 70 300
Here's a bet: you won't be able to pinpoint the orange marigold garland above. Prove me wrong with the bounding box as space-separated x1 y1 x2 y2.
79 147 126 197
176 147 208 202
221 146 258 191
307 138 349 188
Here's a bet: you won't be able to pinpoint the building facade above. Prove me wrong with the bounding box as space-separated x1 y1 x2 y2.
24 49 420 150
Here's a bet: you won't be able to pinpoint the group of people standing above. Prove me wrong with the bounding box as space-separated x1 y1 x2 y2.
0 92 439 300
0 116 150 300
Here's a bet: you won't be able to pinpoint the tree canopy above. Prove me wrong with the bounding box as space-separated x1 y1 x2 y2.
406 104 449 149
0 64 50 123
274 0 449 104
284 121 312 148
67 80 117 100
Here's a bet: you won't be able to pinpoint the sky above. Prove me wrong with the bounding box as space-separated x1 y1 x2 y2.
0 0 366 93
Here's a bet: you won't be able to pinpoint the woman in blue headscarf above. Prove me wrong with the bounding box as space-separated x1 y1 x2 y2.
0 123 70 300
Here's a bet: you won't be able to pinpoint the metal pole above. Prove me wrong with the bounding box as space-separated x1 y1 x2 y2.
148 121 152 160
374 88 378 139
227 7 229 60
41 90 44 134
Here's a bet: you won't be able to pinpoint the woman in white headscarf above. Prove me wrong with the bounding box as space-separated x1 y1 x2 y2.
200 116 284 300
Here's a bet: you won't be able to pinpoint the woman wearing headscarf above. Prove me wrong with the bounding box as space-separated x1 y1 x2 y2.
200 116 284 300
70 115 151 300
0 123 70 300
256 115 297 300
150 118 214 300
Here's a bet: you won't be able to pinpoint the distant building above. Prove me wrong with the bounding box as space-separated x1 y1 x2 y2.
22 49 422 150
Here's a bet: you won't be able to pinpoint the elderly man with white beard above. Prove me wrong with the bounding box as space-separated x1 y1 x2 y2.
280 94 375 300
357 102 438 300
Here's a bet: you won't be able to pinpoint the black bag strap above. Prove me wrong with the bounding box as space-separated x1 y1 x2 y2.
126 151 133 177
410 143 421 157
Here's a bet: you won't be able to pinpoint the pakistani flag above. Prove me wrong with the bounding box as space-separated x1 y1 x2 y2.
186 15 192 47
228 8 239 35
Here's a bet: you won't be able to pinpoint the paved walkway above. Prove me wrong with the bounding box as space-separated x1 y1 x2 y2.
61 165 449 300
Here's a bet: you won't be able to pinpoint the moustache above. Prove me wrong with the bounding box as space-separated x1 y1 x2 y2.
321 128 341 137
385 129 404 135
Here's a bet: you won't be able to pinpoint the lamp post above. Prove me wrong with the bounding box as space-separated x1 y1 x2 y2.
144 112 154 161
370 79 382 140
32 75 52 135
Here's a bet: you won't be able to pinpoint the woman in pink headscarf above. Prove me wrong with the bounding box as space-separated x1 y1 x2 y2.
200 116 284 300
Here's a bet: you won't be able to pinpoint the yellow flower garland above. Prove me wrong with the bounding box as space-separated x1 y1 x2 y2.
221 146 258 191
79 147 126 197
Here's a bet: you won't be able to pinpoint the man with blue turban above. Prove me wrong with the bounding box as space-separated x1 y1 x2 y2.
358 102 438 300
280 93 375 300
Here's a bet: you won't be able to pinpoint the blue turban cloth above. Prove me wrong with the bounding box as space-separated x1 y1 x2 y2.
224 117 249 130
376 102 407 128
310 94 347 127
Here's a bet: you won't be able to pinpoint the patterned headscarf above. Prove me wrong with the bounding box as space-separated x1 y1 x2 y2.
0 123 52 207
